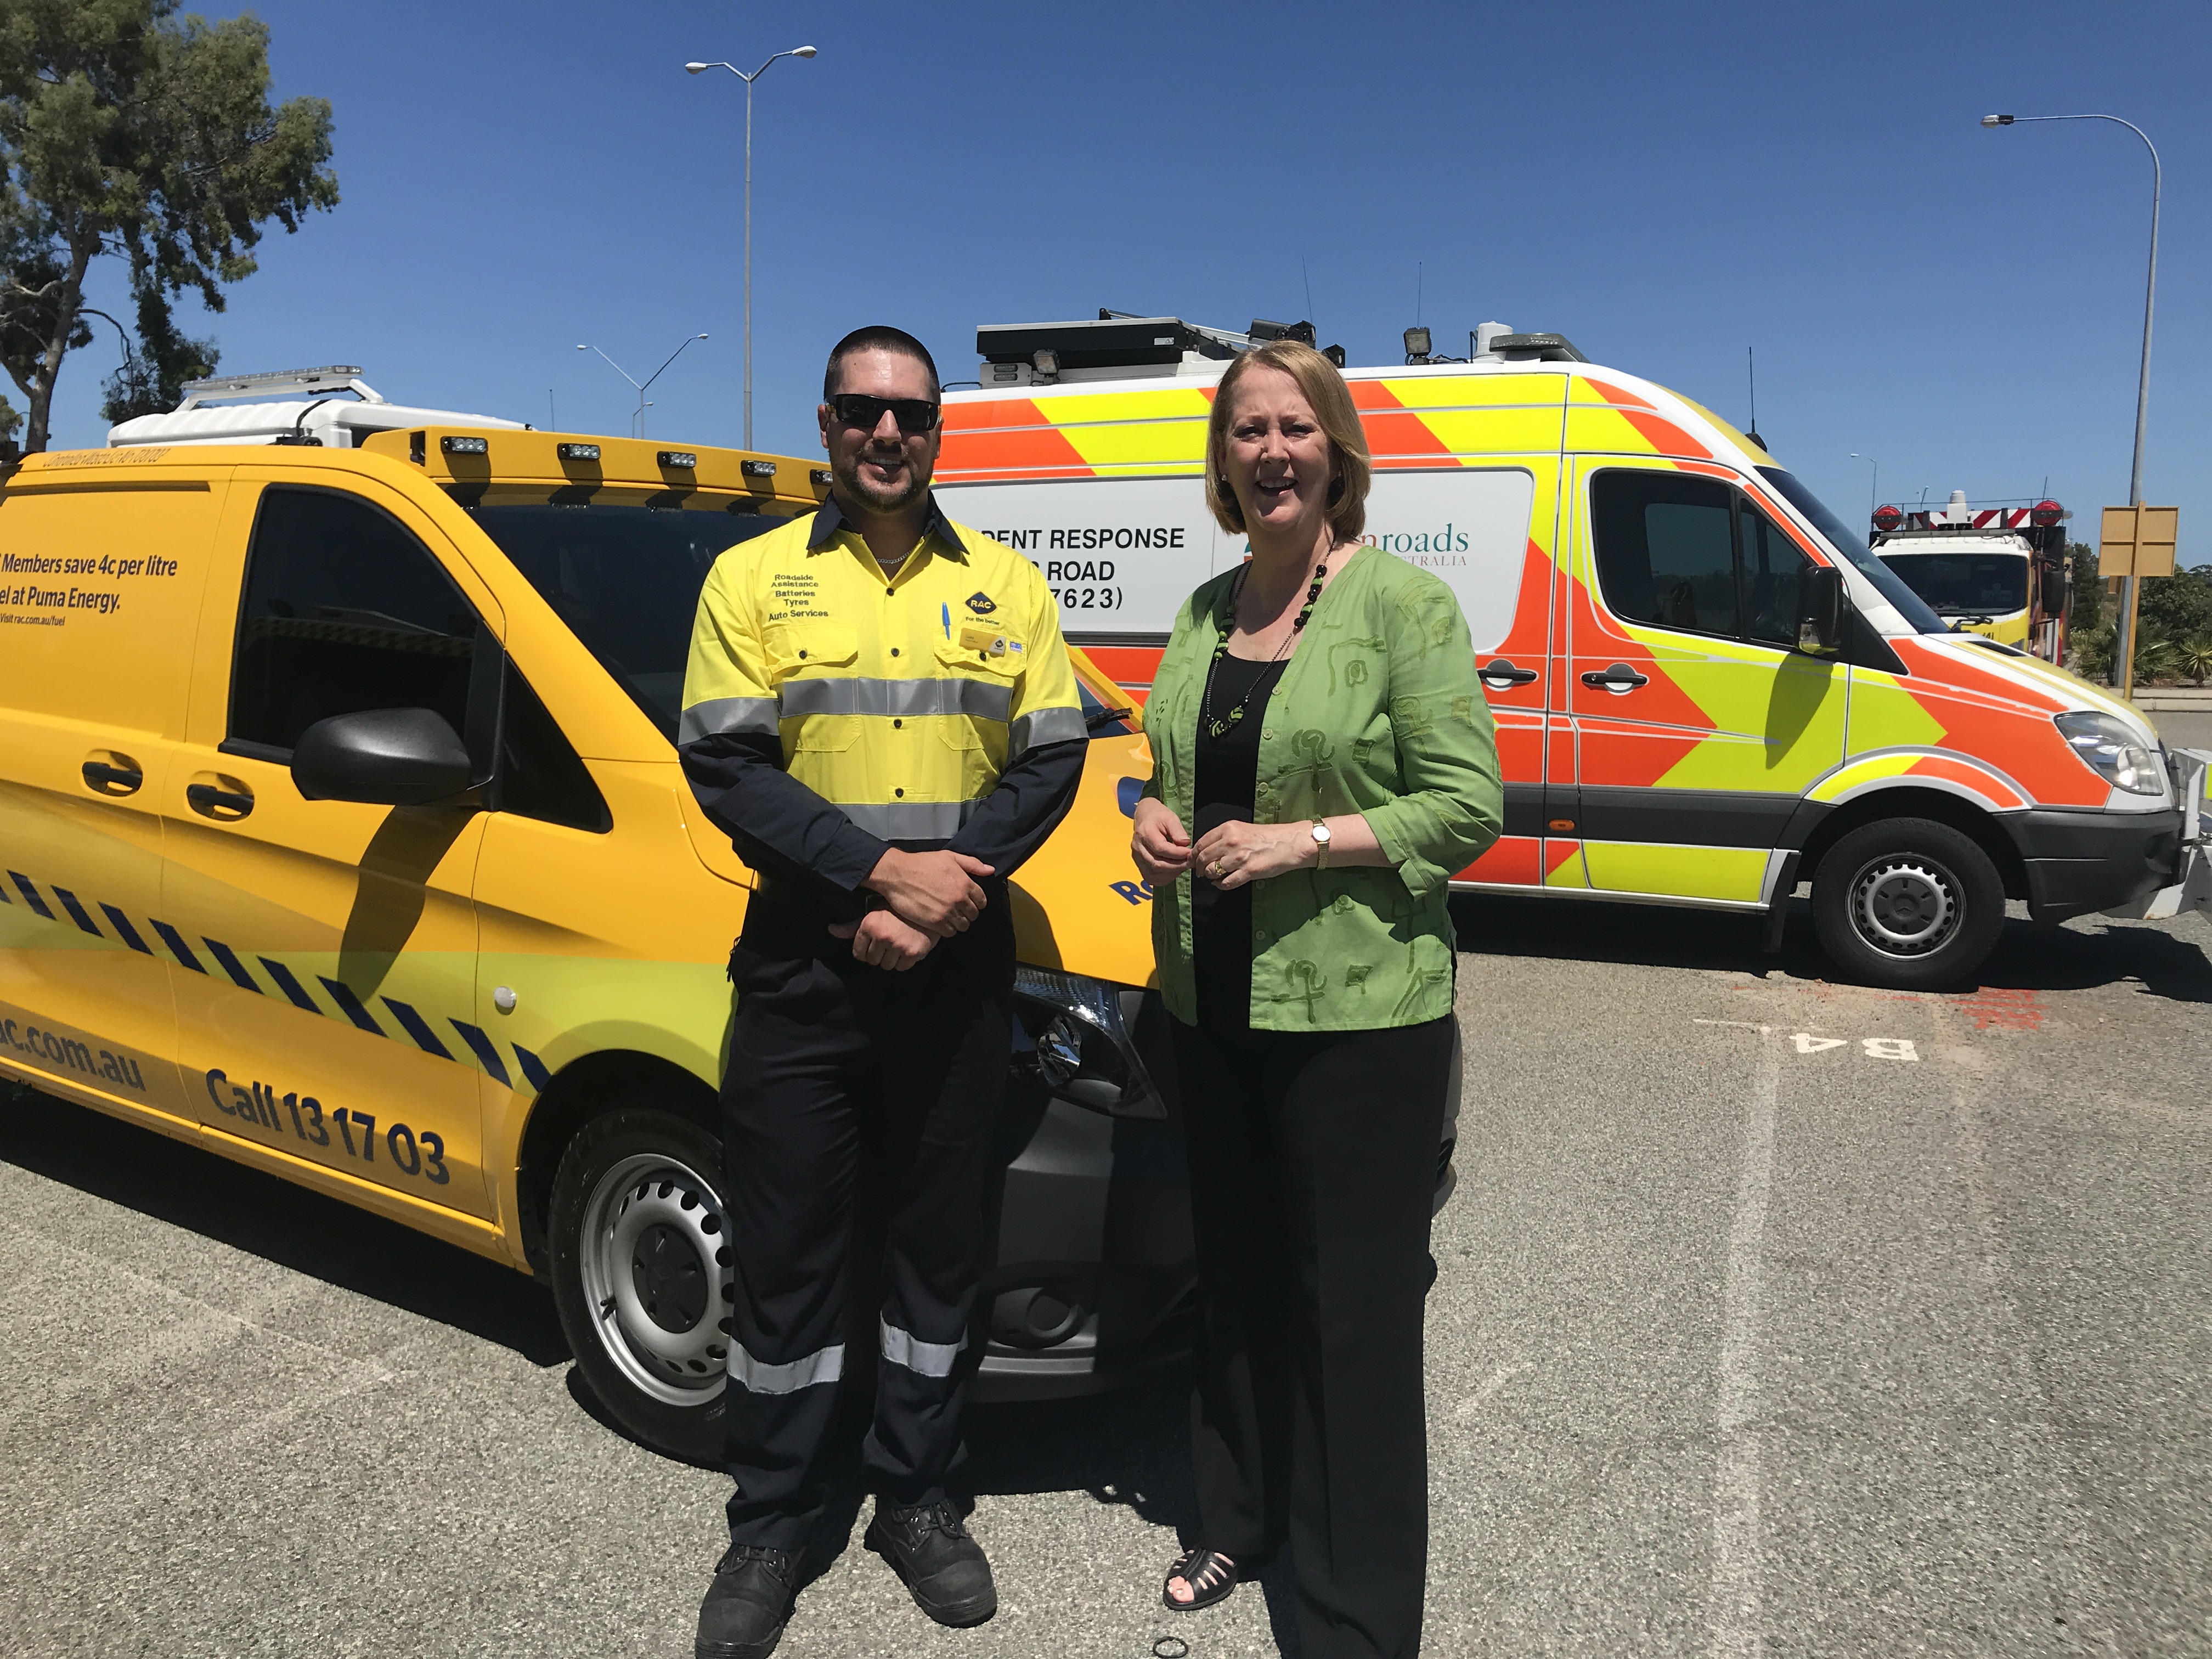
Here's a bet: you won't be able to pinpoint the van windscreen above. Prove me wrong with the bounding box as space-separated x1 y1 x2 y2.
1875 551 2029 618
466 503 784 741
1754 467 1949 635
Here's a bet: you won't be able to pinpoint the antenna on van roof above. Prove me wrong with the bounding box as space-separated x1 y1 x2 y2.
1745 346 1767 452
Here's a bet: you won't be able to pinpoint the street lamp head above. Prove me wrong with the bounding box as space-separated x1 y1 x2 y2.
1982 114 2014 127
684 62 711 74
793 46 817 57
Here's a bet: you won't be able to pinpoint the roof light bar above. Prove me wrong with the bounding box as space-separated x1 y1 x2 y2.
556 442 601 462
658 450 698 469
441 435 489 456
810 469 834 487
742 460 777 478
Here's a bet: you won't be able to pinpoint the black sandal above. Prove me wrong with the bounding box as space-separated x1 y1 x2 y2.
1162 1546 1238 1612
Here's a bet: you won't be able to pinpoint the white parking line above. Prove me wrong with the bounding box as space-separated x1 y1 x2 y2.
1709 1024 1778 1659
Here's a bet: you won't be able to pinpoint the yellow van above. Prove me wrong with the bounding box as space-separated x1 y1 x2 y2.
0 415 1195 1459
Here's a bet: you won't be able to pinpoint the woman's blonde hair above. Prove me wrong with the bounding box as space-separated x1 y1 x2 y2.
1204 340 1372 543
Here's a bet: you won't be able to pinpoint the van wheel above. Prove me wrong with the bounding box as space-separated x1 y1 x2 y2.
547 1107 730 1464
1810 817 2004 989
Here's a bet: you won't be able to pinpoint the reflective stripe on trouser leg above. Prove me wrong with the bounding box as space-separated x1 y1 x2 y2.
880 1318 965 1378
729 1340 845 1393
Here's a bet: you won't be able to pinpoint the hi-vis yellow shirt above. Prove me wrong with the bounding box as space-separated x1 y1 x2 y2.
679 495 1085 847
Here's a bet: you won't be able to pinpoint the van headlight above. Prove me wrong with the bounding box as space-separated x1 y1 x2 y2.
1011 966 1165 1119
2055 712 2165 797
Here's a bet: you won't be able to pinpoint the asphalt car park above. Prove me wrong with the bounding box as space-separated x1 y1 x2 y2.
3 887 2209 1658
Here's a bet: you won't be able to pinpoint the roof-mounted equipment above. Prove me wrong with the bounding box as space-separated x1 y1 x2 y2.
1484 332 1587 363
177 365 387 408
978 314 1250 387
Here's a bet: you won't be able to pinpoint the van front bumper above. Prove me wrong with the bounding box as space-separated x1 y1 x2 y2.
2005 806 2185 923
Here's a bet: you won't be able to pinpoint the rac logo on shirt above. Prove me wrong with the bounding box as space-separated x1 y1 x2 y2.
965 591 997 616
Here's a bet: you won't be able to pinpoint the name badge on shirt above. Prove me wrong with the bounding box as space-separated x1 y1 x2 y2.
958 624 1024 657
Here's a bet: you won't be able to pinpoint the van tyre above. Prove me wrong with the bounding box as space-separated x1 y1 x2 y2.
548 1107 732 1464
1810 817 2004 990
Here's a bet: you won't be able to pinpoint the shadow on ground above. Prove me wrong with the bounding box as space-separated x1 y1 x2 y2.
786 1383 1305 1654
0 1081 571 1364
1451 893 2212 1003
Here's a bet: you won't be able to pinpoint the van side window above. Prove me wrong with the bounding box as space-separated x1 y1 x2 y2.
498 661 611 833
231 487 481 753
1591 471 1737 637
1736 502 1815 648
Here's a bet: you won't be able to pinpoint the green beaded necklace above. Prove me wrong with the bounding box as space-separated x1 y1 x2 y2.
1202 556 1328 739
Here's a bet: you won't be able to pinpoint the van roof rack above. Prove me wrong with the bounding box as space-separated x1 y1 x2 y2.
177 366 387 408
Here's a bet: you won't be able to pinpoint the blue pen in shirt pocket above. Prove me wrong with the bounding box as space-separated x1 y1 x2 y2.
941 601 951 639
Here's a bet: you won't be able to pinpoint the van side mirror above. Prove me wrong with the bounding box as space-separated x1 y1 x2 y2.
2041 563 2069 618
291 708 474 805
1796 566 1844 656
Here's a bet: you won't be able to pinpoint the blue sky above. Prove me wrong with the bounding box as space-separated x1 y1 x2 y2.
44 0 2212 551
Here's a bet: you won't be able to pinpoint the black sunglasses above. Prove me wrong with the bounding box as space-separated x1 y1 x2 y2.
828 393 941 436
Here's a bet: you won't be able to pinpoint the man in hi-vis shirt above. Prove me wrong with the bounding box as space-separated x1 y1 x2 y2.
679 326 1085 1659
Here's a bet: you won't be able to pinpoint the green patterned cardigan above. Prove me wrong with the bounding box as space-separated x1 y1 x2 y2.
1140 546 1504 1031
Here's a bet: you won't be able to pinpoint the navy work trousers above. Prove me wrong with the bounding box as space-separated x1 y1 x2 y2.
719 902 1012 1551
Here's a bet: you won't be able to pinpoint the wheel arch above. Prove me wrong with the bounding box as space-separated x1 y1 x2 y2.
513 1048 719 1277
1797 785 2028 901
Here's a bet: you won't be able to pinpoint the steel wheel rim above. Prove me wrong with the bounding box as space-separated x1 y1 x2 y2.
578 1152 733 1407
1848 854 1961 957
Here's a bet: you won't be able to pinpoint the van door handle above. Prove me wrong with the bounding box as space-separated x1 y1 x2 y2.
187 782 255 819
1479 658 1540 689
1581 663 1651 692
82 760 144 794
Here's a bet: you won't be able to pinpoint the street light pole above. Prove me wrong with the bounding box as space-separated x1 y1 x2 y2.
577 335 709 438
1983 112 2161 697
686 46 818 451
1850 453 1878 520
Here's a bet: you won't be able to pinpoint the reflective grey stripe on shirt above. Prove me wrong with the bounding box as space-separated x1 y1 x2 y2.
727 1340 845 1394
840 798 984 840
678 696 781 744
880 1317 967 1379
1009 704 1087 756
780 675 1012 724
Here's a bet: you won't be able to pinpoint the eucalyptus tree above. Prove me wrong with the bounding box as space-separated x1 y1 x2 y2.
0 0 337 450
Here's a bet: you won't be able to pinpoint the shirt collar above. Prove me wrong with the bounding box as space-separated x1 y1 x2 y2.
806 488 966 561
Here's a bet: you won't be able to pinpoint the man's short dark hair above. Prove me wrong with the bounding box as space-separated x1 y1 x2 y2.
823 325 940 402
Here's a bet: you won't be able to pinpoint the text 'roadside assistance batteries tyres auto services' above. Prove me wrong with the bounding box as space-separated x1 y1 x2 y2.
0 401 1198 1462
933 313 2209 988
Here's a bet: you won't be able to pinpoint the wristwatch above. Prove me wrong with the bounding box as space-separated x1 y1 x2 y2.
1310 820 1331 870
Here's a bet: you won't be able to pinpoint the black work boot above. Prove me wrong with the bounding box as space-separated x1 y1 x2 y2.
695 1544 797 1659
865 1499 998 1627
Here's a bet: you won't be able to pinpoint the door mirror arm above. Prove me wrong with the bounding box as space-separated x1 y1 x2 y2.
291 708 478 807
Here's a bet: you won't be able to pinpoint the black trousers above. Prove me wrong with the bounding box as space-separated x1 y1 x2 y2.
720 903 1012 1551
1171 1009 1453 1659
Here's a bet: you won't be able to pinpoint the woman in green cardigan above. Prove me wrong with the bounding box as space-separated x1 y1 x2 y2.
1131 340 1502 1659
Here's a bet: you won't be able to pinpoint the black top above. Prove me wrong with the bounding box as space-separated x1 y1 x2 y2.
1190 654 1287 1024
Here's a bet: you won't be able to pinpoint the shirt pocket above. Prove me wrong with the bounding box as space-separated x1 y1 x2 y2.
767 621 862 753
931 636 1022 750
